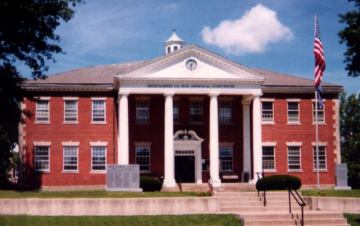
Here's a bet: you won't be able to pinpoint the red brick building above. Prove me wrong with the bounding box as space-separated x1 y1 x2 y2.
20 32 342 189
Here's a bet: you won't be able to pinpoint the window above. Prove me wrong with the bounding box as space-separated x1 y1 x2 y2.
91 146 106 171
190 100 203 122
92 100 106 123
219 145 233 172
173 101 179 123
262 146 275 171
262 101 274 123
34 146 50 171
64 100 78 122
174 46 178 51
219 100 232 124
312 102 325 123
36 100 49 122
135 145 150 172
313 146 327 170
288 101 300 123
288 146 301 170
63 146 78 172
136 99 150 124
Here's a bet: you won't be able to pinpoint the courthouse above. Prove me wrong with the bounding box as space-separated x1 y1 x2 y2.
20 32 343 189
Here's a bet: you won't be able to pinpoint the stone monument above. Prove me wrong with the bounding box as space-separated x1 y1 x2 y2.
106 164 142 192
335 163 351 190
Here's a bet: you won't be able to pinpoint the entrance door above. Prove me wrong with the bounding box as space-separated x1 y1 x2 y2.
175 155 195 183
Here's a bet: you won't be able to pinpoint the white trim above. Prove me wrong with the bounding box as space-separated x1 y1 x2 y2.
287 145 302 172
34 145 50 173
62 141 80 146
311 99 327 102
33 141 51 146
312 145 328 171
38 96 50 100
91 99 107 124
91 97 107 100
63 99 78 123
63 96 79 100
35 99 50 124
90 145 107 173
261 100 274 124
287 101 300 124
312 101 326 124
90 141 108 146
62 145 79 173
261 98 275 102
311 141 328 146
286 98 301 102
286 142 303 146
262 141 277 146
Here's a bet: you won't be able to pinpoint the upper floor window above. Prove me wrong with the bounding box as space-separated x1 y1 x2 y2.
312 102 325 124
219 145 233 172
262 101 274 123
64 99 78 123
219 99 232 124
92 99 106 123
135 144 151 172
136 98 150 124
313 145 327 170
173 100 180 123
91 146 106 171
63 146 78 172
34 145 50 172
287 145 301 171
287 101 300 123
190 100 203 123
262 146 275 171
36 99 49 123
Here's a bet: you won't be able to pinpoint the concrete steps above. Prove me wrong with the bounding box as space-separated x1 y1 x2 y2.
216 190 350 226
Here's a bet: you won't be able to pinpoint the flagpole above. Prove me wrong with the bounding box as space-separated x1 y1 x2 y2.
315 89 320 190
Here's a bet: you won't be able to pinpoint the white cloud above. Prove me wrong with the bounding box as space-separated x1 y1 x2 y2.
201 4 293 55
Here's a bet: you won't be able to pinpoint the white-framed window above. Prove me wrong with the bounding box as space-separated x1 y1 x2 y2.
136 99 150 124
34 146 50 172
190 100 203 123
36 100 49 122
262 146 275 171
135 144 151 172
91 146 106 171
219 100 232 124
287 146 301 171
173 100 180 123
312 102 325 124
64 100 78 122
92 99 106 123
287 101 300 123
63 146 78 172
219 145 233 172
313 146 327 170
262 101 274 123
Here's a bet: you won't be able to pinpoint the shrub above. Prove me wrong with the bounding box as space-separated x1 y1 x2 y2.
256 175 302 191
140 176 162 191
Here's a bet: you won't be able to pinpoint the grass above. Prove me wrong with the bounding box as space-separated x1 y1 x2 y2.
301 189 360 198
0 190 201 199
345 214 360 226
0 215 242 226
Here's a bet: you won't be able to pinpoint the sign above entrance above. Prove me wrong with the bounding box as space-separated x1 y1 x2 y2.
147 83 235 89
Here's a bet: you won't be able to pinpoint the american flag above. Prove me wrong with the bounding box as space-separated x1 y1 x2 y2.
313 15 325 87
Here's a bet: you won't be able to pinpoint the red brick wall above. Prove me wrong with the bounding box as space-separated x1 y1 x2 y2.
261 94 337 185
23 93 116 187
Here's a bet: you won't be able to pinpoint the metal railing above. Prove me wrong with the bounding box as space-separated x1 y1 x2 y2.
288 189 306 226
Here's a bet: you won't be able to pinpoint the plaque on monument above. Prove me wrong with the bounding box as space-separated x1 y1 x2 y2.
106 164 142 192
335 163 351 190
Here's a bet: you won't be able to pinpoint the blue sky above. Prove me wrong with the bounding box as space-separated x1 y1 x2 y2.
34 0 359 93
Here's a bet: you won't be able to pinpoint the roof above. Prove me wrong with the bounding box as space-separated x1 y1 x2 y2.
165 31 185 43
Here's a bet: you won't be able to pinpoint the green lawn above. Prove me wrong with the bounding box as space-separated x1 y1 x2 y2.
345 214 360 226
0 190 202 199
301 189 360 198
0 215 242 226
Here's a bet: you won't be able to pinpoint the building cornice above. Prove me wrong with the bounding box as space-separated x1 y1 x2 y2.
262 85 343 94
22 83 114 92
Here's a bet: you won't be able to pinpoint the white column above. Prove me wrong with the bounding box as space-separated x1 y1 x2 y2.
195 145 202 184
242 97 252 181
118 93 129 164
252 95 262 182
163 93 176 188
209 93 221 187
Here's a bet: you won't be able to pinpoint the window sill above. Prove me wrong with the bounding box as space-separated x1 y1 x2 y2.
287 122 301 125
90 170 106 174
35 121 50 124
263 169 277 173
262 121 275 125
62 170 79 174
312 122 326 125
287 169 303 173
312 170 328 173
91 122 107 125
63 121 79 124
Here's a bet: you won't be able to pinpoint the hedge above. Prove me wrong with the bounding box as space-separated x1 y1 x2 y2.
256 175 302 191
140 176 162 191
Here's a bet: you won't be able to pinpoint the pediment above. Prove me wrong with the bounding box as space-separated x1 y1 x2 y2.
117 45 264 83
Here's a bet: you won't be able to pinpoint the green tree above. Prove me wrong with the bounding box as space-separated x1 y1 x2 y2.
0 0 82 187
340 93 360 188
338 0 360 77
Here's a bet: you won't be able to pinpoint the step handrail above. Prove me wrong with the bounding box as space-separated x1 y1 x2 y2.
288 189 306 226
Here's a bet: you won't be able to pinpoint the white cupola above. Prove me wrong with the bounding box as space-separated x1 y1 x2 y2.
164 29 185 55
